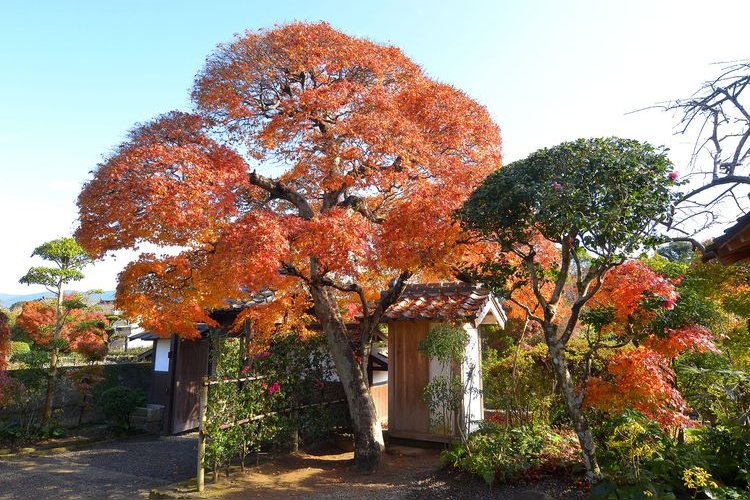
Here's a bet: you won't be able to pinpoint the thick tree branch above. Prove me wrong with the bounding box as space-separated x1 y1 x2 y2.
249 170 314 220
339 195 384 223
679 174 750 202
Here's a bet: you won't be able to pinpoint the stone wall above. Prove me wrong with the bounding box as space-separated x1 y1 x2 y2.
1 362 151 429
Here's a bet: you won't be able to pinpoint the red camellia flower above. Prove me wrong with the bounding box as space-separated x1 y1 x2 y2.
668 171 679 181
268 381 281 394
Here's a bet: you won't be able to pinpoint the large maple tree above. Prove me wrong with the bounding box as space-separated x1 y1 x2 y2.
76 22 500 469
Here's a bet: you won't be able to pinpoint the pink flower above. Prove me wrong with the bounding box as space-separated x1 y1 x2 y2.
268 381 281 394
662 298 676 310
552 182 563 191
668 171 679 181
223 375 229 381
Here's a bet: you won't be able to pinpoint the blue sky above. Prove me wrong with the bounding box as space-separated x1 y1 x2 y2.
2 0 749 295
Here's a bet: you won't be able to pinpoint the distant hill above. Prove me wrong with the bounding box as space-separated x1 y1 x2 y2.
0 290 115 309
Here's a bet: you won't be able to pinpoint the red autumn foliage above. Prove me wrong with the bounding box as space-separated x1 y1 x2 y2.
76 22 501 343
589 260 678 331
585 262 717 427
0 311 10 372
15 300 109 362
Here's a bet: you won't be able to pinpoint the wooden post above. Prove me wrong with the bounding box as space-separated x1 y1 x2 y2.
291 409 299 453
197 376 209 492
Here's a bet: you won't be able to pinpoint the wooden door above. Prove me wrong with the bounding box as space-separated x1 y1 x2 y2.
169 337 210 434
388 321 431 440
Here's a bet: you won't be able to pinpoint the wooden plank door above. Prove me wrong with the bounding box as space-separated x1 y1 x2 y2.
169 338 209 434
388 321 431 439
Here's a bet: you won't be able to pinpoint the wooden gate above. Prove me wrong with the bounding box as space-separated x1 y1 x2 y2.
167 337 210 434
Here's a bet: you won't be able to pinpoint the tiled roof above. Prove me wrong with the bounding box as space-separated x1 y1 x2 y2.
223 289 275 310
384 282 496 322
703 212 750 264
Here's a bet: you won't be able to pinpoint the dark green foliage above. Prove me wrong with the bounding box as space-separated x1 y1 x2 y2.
592 410 750 498
18 238 89 289
204 333 349 472
695 425 750 488
440 423 561 487
459 137 677 262
10 344 49 369
96 386 146 431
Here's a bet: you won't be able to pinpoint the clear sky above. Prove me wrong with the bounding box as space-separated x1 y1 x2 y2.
2 0 749 295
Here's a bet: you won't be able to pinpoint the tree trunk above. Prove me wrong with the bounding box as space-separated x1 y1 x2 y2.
309 284 384 472
547 337 601 483
42 285 65 424
42 349 58 423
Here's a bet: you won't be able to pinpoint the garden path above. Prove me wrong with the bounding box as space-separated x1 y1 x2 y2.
0 433 197 499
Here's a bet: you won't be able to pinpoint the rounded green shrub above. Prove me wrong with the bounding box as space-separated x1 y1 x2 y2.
96 386 146 430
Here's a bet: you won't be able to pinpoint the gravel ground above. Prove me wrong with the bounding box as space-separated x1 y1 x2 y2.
0 433 198 500
0 434 588 500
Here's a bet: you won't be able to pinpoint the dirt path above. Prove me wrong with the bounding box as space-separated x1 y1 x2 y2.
156 443 588 500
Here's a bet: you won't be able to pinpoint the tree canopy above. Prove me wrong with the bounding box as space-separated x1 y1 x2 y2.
77 22 500 339
19 237 89 292
76 22 501 470
458 137 682 482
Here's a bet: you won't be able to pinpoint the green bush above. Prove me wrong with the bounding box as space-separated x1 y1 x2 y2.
694 425 750 489
96 386 146 431
482 341 556 425
593 410 750 499
441 423 552 486
204 333 348 473
10 342 29 356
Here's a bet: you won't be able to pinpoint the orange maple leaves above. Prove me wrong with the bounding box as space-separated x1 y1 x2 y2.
76 22 501 341
0 311 9 372
15 299 109 362
585 261 717 427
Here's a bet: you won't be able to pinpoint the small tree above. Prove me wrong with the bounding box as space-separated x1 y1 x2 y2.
458 137 679 482
17 237 100 423
0 311 11 404
418 324 470 440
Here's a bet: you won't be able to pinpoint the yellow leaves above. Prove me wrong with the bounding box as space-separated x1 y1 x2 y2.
683 466 718 491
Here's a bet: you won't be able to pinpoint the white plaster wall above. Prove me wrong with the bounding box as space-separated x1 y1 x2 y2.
154 338 171 372
372 370 388 386
462 323 483 433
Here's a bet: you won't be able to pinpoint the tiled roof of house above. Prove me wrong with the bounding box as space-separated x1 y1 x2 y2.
703 212 750 265
383 282 497 322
